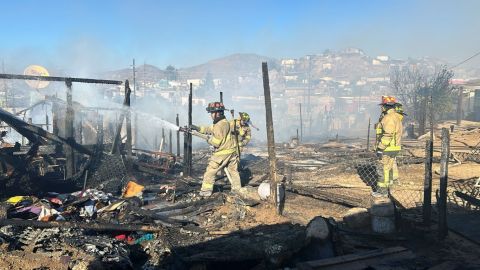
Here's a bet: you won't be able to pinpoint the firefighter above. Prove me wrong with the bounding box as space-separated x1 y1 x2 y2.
190 102 242 197
231 112 252 150
374 96 404 196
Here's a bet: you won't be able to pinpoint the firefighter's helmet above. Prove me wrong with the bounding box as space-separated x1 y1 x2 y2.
379 96 397 105
239 112 250 122
395 103 407 115
206 102 226 113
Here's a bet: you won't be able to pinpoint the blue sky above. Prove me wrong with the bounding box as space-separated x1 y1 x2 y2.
1 0 479 73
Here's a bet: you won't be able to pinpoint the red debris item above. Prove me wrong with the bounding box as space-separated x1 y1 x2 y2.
115 234 127 241
49 198 63 205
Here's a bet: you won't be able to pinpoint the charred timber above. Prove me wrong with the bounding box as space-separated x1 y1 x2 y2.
0 73 122 85
0 108 92 155
111 80 132 154
0 218 165 233
287 184 369 208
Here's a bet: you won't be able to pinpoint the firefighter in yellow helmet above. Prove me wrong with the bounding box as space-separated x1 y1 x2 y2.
190 102 242 197
374 96 404 196
231 112 252 151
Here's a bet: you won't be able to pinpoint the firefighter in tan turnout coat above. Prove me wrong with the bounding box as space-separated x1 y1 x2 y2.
230 112 252 151
374 96 404 196
190 102 242 197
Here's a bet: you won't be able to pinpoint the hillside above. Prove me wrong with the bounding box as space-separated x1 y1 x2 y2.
178 53 278 79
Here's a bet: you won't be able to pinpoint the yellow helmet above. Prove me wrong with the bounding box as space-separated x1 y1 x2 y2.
239 112 250 122
395 103 407 115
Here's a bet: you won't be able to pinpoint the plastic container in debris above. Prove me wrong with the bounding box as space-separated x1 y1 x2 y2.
258 182 271 200
369 198 395 234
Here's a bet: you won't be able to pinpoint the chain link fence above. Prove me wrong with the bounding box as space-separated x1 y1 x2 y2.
285 125 479 224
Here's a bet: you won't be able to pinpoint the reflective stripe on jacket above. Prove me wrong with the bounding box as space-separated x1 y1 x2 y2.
377 108 403 152
199 118 237 156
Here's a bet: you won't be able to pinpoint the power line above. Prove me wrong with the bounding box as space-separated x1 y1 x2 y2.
450 50 480 69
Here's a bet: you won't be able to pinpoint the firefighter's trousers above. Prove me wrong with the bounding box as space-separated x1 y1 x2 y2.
377 152 399 189
201 152 242 192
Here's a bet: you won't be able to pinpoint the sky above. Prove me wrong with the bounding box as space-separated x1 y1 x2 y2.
1 0 479 73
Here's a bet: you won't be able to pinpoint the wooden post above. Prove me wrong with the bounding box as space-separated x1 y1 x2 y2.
220 91 223 103
299 103 303 142
262 62 281 214
96 113 104 149
169 129 173 154
45 111 49 133
176 114 180 157
438 128 450 239
52 100 59 136
367 117 371 151
183 83 193 176
125 80 132 159
456 87 463 126
419 89 428 136
111 80 131 154
430 91 434 142
65 79 75 178
75 112 83 145
161 128 165 151
423 139 433 226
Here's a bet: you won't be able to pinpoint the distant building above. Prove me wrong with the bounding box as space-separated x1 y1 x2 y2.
281 59 296 70
187 79 203 88
284 75 298 82
376 56 389 61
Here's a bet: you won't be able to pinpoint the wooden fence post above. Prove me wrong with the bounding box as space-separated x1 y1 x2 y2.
438 128 450 239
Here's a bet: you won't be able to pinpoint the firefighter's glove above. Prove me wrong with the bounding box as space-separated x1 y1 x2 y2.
189 125 200 131
376 151 383 160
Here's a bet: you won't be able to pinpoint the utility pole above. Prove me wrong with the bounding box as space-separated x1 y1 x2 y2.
307 55 313 135
132 59 136 100
299 103 303 142
176 114 180 157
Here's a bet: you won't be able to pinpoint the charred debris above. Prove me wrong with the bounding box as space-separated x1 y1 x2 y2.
0 70 479 270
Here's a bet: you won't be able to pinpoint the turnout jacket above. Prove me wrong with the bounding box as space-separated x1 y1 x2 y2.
376 108 403 152
199 116 237 156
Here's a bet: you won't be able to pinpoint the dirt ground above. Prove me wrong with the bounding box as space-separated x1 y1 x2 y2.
0 243 99 270
0 121 478 269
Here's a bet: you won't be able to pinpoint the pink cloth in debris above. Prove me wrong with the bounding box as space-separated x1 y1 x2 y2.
14 205 42 215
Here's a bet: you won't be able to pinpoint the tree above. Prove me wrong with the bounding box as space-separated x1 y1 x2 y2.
165 65 177 81
196 71 215 98
390 65 454 135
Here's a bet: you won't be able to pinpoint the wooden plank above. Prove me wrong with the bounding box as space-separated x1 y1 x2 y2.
427 261 460 270
287 185 369 208
454 191 480 207
297 246 414 270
